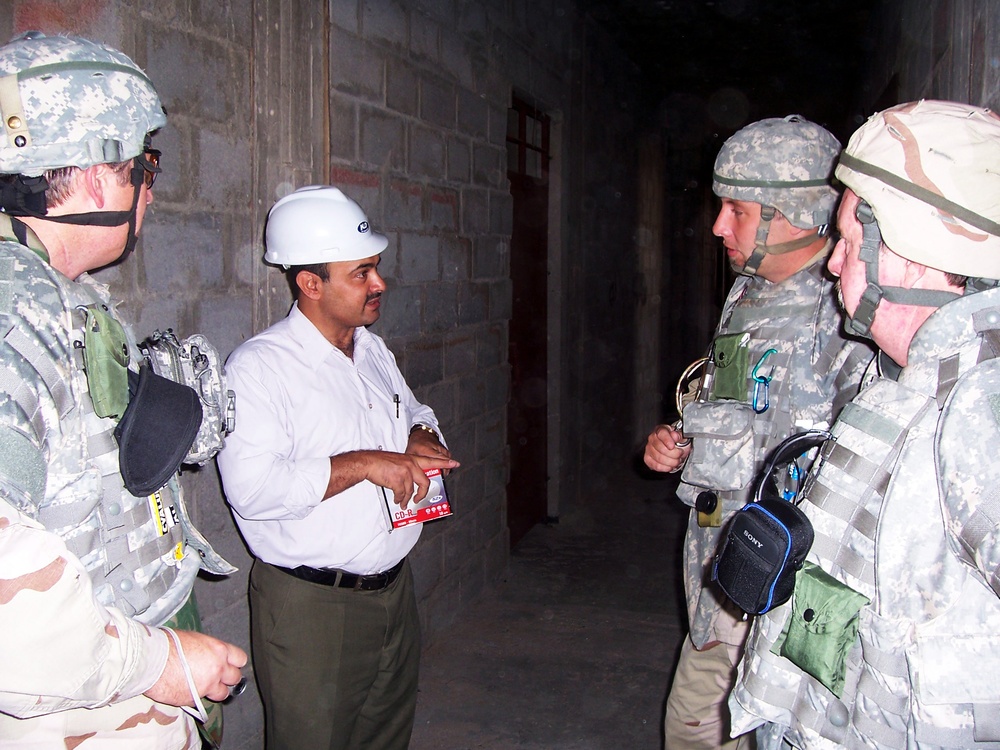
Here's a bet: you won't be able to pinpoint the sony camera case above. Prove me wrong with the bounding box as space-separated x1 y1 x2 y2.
712 430 829 615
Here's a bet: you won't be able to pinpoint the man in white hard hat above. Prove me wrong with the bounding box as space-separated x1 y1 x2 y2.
218 185 458 750
0 32 246 749
729 100 1000 749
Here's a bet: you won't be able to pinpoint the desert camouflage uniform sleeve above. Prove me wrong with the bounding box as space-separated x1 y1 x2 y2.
936 357 1000 597
0 496 170 717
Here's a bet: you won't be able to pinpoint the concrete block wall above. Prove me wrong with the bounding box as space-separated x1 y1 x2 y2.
2 0 647 746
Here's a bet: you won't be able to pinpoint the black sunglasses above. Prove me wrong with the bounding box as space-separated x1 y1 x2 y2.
133 148 162 189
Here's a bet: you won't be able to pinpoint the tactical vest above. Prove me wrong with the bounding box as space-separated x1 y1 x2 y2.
731 288 1000 749
676 257 870 647
0 229 231 626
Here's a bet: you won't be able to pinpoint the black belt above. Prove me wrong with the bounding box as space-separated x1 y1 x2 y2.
273 558 405 591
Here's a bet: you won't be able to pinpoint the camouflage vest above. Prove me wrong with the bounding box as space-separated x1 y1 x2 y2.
0 225 231 625
731 288 1000 749
676 255 871 648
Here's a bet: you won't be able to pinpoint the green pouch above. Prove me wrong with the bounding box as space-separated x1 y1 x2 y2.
709 332 750 402
773 561 869 697
81 304 130 419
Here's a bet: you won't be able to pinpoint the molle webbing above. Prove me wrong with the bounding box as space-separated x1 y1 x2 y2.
831 342 873 416
0 320 74 446
807 399 933 590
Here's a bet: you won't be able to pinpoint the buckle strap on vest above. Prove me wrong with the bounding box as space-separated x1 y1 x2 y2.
3 324 73 418
937 354 960 407
0 356 44 443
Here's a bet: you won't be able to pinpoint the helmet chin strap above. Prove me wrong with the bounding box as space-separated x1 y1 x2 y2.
845 200 961 337
739 205 825 277
0 161 143 264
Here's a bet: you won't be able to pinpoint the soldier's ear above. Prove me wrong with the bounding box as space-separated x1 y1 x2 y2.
80 162 127 209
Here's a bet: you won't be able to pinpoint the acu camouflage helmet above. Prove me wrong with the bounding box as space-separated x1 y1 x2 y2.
0 31 166 176
836 100 1000 280
713 115 841 230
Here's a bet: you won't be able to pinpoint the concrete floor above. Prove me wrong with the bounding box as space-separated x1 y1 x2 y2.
410 468 689 750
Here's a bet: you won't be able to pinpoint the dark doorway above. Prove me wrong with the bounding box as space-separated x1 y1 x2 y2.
506 98 550 548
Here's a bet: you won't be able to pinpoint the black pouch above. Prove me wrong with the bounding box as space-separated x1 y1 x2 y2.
114 361 203 496
712 430 829 615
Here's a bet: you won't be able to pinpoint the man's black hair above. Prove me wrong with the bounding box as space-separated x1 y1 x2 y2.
285 262 330 299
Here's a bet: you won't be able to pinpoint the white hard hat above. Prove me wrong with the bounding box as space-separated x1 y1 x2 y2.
264 185 387 268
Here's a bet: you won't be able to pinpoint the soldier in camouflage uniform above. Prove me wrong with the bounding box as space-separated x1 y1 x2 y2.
729 101 1000 749
0 32 246 749
644 115 872 750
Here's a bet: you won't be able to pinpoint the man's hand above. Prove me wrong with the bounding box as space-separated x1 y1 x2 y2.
643 424 692 474
406 427 453 472
145 629 247 706
365 450 459 509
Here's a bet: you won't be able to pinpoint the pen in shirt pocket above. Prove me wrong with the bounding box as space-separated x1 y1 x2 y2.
394 393 399 418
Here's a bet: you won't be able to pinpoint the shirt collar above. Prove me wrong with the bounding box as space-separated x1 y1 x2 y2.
287 303 376 366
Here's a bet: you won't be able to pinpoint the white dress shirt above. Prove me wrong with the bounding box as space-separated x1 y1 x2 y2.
217 303 439 574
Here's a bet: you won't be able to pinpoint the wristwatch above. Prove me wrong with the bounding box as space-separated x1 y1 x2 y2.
409 423 440 442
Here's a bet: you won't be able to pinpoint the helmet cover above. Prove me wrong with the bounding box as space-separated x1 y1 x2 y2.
713 115 841 229
264 185 388 268
835 100 1000 279
0 31 166 176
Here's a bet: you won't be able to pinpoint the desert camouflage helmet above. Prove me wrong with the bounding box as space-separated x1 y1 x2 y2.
0 31 166 176
835 100 1000 280
713 114 841 230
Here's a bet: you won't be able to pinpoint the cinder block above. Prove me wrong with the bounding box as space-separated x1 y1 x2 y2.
420 380 458 427
457 373 486 422
360 107 406 169
457 280 489 325
489 190 514 235
422 281 459 334
409 9 439 61
403 338 445 388
441 235 472 281
387 178 425 230
428 187 459 230
330 0 360 32
196 292 254 360
461 187 489 234
142 213 225 292
400 233 440 282
330 25 384 101
376 284 422 337
443 330 476 376
409 124 446 180
447 135 471 183
198 129 252 209
457 89 490 138
489 277 513 321
472 237 508 280
329 93 358 161
485 365 510 411
148 28 231 121
420 75 456 129
386 57 419 116
472 141 502 186
362 0 406 48
440 28 475 89
477 323 507 368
